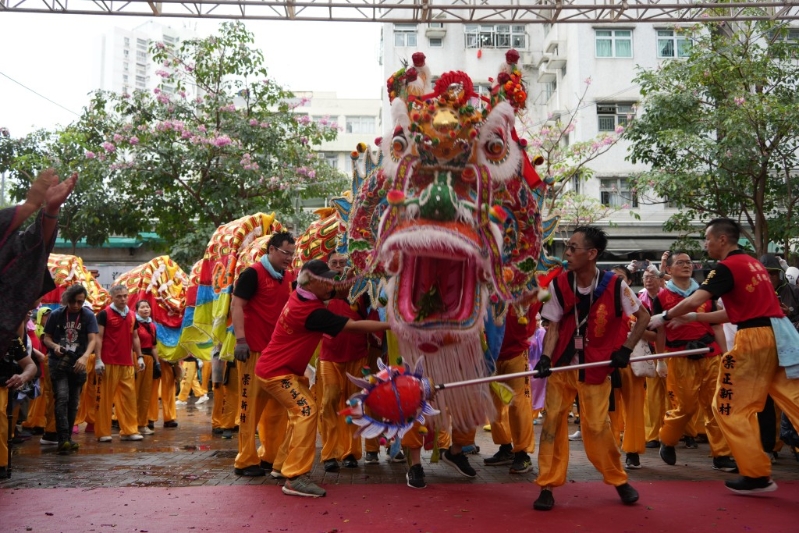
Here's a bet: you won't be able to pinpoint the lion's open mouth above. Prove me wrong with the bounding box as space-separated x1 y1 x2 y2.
396 254 478 324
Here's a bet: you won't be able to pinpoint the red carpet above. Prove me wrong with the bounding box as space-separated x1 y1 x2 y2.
3 480 796 533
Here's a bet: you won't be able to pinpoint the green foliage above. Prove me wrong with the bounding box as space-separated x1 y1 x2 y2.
626 20 799 257
0 116 141 252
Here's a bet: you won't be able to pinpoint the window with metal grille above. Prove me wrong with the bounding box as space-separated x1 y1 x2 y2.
597 103 635 131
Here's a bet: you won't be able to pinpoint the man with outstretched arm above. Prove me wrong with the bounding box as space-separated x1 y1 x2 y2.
648 218 799 494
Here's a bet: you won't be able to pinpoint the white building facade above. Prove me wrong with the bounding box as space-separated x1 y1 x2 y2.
97 21 200 100
380 21 692 260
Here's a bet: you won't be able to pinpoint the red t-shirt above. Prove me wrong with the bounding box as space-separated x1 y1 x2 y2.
256 293 327 380
136 320 156 351
98 306 136 366
234 263 296 352
320 298 370 364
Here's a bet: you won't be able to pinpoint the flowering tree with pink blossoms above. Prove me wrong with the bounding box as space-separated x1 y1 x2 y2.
87 22 345 264
0 114 140 253
519 78 629 239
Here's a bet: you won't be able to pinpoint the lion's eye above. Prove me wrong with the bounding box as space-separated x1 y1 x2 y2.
392 135 408 156
485 136 507 160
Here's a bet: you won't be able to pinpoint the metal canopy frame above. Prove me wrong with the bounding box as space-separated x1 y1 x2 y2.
1 1 798 24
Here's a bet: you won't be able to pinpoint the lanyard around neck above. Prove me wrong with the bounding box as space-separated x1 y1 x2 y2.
574 268 599 334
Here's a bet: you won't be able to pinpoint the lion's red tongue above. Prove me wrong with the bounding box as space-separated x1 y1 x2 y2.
398 254 477 324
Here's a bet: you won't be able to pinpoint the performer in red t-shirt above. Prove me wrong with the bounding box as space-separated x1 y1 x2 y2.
649 218 799 494
255 260 389 498
484 303 541 474
230 232 297 477
317 252 382 472
651 251 736 473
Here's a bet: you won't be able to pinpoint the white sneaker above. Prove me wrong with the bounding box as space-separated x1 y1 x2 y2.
568 430 582 441
98 436 112 443
195 395 209 405
175 400 188 406
120 433 144 441
138 426 155 435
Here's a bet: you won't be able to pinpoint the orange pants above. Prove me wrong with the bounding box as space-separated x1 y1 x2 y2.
75 353 97 426
259 374 317 479
536 371 627 489
212 363 239 430
617 367 646 454
96 364 138 438
318 357 378 461
490 352 535 453
234 352 287 470
660 356 730 457
712 327 799 479
177 361 206 401
135 356 154 427
23 358 56 433
148 360 177 424
644 375 667 442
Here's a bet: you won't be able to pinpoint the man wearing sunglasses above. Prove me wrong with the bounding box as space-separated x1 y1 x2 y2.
230 231 297 477
532 226 649 511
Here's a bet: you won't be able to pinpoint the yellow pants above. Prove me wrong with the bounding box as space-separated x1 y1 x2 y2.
536 371 627 488
75 353 97 426
644 375 667 442
260 374 317 479
402 424 453 450
148 360 177 424
234 352 287 469
713 327 799 479
618 367 646 454
23 358 56 433
490 352 535 453
201 360 212 395
96 364 138 438
178 361 207 401
212 364 239 430
318 358 378 461
135 356 154 427
659 356 730 456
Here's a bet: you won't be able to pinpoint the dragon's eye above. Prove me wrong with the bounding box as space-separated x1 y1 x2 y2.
485 136 507 160
392 135 408 156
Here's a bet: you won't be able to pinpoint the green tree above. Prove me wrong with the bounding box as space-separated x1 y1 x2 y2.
89 21 346 266
626 19 799 258
0 116 141 254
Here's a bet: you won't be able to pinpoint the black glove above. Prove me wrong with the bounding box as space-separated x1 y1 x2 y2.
609 346 633 369
233 342 250 363
152 361 162 380
533 355 552 378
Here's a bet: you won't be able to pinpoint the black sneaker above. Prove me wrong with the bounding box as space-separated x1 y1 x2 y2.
260 460 273 471
233 465 265 477
616 483 639 504
660 444 677 465
625 452 642 470
163 421 178 428
725 476 777 494
684 436 698 449
712 456 739 473
323 459 340 472
364 452 379 465
484 443 514 466
645 440 660 449
40 432 59 445
509 452 532 474
342 455 358 468
442 449 477 478
406 464 427 489
212 427 224 435
533 488 555 511
147 421 155 430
